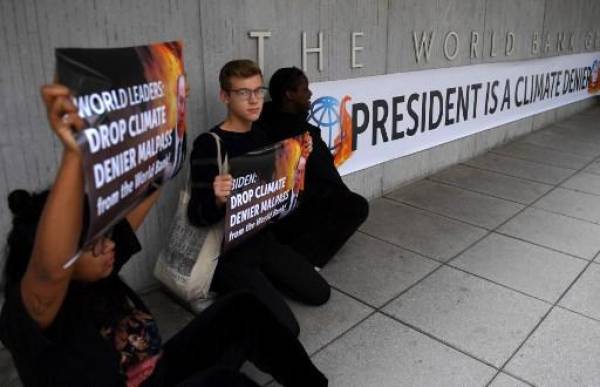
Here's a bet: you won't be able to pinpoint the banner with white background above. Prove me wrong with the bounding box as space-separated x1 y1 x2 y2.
308 51 600 175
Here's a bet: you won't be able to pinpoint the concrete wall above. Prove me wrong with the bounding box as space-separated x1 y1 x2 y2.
0 0 598 291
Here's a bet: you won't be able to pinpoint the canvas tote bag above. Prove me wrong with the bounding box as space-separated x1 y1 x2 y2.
154 132 228 302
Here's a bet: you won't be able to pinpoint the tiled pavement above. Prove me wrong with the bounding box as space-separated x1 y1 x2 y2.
1 105 600 386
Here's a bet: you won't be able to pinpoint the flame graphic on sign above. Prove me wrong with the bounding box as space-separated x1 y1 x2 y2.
275 137 303 191
137 42 185 132
333 95 354 167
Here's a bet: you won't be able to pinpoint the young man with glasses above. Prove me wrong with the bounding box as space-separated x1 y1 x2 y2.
187 60 330 337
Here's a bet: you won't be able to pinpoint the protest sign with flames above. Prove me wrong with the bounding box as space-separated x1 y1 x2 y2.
56 41 186 247
223 133 311 252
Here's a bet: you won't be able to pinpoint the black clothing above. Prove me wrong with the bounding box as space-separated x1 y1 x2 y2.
273 189 369 267
210 230 331 336
0 219 327 387
188 125 331 336
257 102 369 267
0 220 146 387
143 292 327 387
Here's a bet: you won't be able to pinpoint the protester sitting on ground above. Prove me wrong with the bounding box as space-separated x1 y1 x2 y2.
188 60 331 335
188 60 330 335
258 67 369 268
187 60 331 337
0 84 328 387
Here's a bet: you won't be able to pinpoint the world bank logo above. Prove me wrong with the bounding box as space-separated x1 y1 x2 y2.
309 96 340 151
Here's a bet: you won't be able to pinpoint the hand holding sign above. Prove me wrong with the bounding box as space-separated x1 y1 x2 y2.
213 174 233 205
41 84 85 155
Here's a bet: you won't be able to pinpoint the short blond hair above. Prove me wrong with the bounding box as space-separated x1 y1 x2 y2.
219 59 262 90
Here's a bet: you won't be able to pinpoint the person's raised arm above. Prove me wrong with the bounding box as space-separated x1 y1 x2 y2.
20 84 85 329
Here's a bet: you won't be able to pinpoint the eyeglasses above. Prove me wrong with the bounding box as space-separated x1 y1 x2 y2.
227 87 268 100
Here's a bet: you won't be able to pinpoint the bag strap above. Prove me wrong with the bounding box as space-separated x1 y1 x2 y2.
208 131 229 174
184 132 229 195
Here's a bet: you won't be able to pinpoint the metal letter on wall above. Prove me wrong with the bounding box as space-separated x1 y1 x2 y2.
249 31 272 70
470 31 480 59
413 31 435 63
569 32 576 51
557 32 566 52
302 31 324 72
544 33 551 53
443 31 459 61
585 31 593 50
490 30 498 57
352 32 364 68
532 32 540 55
505 32 515 56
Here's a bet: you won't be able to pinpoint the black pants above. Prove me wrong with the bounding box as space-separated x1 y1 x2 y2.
143 292 327 387
210 230 330 336
273 189 369 267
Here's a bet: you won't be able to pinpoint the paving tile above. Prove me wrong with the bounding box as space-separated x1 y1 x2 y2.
387 180 524 229
562 172 600 196
464 153 574 185
492 141 591 169
140 291 195 341
311 313 496 387
488 372 531 387
383 266 549 367
452 233 586 303
288 289 373 355
497 207 600 260
0 350 21 387
583 159 600 176
520 131 600 158
321 232 439 307
534 187 600 224
430 165 553 205
559 264 600 321
506 308 600 386
360 198 488 261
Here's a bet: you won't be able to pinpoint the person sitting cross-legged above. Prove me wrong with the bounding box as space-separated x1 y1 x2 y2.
258 67 369 268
